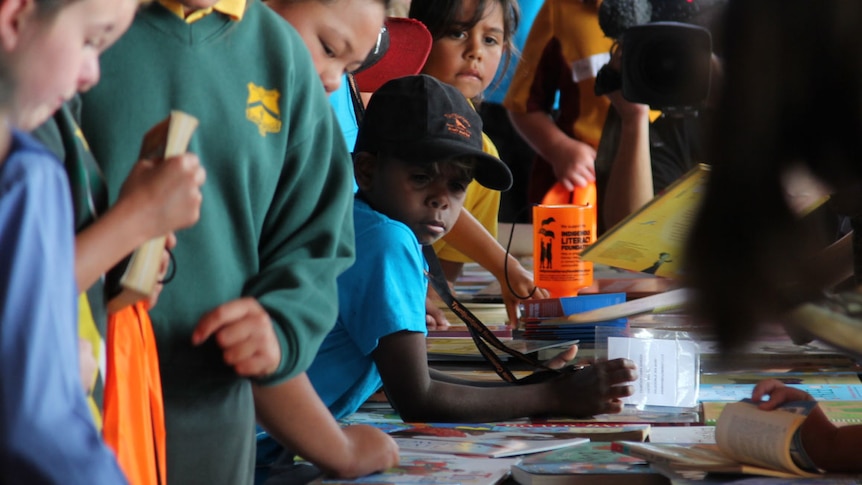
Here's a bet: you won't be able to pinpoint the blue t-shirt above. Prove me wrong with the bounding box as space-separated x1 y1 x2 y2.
307 197 428 419
330 78 359 151
0 130 127 484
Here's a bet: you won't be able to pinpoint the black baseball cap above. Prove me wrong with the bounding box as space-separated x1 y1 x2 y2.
354 74 513 191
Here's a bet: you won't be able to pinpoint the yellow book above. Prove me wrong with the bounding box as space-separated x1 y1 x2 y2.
107 111 199 313
581 164 710 279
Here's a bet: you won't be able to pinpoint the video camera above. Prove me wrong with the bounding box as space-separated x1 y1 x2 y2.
595 0 723 112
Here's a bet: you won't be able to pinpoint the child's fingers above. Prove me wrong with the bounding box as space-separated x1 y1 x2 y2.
193 299 255 345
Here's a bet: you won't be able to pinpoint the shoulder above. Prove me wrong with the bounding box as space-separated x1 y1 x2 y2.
0 131 66 191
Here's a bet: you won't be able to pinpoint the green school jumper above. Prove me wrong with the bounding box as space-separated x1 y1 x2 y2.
80 2 356 484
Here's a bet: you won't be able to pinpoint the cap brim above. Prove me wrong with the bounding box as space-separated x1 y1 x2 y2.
353 17 432 93
383 138 513 192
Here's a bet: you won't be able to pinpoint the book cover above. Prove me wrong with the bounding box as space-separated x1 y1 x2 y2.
311 452 517 485
520 293 626 321
107 110 199 313
427 322 513 340
612 399 820 479
784 288 862 361
499 423 650 442
580 164 710 278
426 338 577 361
538 288 691 326
388 426 589 458
702 400 862 427
511 441 670 485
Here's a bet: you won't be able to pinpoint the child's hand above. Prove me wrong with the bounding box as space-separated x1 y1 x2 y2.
192 298 281 378
551 358 637 418
117 153 206 240
425 288 451 331
546 138 597 191
335 425 400 478
499 256 550 329
751 378 816 410
543 344 578 370
78 338 98 393
146 232 177 310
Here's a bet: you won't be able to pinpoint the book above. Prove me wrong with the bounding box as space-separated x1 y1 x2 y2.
107 111 199 313
388 425 589 458
426 338 577 361
310 452 517 485
612 399 820 479
427 322 513 340
520 293 627 322
702 400 862 427
500 423 650 442
538 288 691 326
580 164 710 278
511 441 670 485
437 301 511 327
783 288 862 361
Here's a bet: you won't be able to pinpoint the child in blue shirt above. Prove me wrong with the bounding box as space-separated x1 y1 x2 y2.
261 74 639 485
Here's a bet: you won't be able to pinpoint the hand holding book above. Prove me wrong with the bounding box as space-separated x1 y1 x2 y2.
107 111 203 312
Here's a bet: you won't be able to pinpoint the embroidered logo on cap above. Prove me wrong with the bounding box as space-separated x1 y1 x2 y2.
444 113 472 140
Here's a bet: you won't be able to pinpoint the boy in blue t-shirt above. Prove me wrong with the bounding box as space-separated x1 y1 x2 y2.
258 74 638 484
315 74 638 423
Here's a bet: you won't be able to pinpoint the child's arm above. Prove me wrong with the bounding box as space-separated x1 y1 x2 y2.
443 208 550 327
74 153 205 291
374 330 636 422
253 374 399 478
752 379 862 473
508 110 597 190
601 92 653 229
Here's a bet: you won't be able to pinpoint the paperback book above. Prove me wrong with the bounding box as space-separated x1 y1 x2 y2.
512 441 670 485
388 426 589 458
310 452 517 485
612 399 820 479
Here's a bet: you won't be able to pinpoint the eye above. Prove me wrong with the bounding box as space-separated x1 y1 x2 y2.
484 35 501 47
449 179 470 193
410 172 433 186
447 29 468 40
321 41 336 59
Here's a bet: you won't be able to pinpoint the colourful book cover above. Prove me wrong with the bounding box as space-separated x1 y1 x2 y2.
580 164 710 278
312 452 517 485
388 426 589 458
511 441 669 485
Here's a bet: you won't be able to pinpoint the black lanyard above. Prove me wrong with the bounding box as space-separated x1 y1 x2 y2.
422 245 580 384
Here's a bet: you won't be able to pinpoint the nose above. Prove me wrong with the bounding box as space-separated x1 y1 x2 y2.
464 35 483 61
320 66 343 94
426 181 451 210
78 54 101 93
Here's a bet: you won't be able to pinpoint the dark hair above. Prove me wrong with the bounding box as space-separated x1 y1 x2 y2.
408 0 520 96
379 153 476 184
683 0 862 349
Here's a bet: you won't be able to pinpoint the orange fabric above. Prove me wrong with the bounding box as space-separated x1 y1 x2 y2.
103 302 167 485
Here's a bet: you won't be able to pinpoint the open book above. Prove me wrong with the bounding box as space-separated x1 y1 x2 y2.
107 111 199 313
581 164 709 279
611 399 820 478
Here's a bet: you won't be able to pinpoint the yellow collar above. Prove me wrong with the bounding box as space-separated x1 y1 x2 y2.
158 0 246 23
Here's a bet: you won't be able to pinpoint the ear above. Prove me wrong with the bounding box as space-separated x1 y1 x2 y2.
0 0 35 53
353 151 378 192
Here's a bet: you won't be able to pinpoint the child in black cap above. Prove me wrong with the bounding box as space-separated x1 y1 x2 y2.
303 74 638 428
